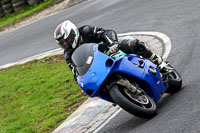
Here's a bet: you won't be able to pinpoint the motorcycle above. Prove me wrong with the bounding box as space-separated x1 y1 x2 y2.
71 42 182 119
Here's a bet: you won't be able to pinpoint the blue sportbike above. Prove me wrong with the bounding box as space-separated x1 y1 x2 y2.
71 43 182 118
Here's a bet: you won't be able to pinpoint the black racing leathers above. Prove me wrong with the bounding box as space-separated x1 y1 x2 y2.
64 25 118 73
119 39 153 58
64 25 154 79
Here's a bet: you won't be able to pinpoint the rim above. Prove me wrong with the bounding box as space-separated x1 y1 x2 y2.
168 70 178 80
121 87 153 109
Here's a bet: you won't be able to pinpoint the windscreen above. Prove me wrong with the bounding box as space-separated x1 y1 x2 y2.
71 43 94 76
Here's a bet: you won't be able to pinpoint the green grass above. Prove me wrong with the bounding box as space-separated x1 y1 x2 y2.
0 0 54 29
0 55 88 133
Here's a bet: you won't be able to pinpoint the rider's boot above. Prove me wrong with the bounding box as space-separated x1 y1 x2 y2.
148 53 170 74
121 39 171 73
134 40 163 66
134 40 171 74
148 53 163 66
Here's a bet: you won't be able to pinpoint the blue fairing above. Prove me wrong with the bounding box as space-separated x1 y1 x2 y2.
110 55 166 101
77 44 167 102
77 45 114 96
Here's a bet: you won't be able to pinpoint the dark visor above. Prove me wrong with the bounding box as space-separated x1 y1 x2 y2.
57 29 76 49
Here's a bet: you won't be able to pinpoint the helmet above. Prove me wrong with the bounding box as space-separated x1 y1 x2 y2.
54 20 80 49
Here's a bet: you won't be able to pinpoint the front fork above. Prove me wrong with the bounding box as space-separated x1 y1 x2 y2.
107 74 144 97
115 79 144 95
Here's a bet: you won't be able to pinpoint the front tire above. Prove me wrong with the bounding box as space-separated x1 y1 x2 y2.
109 84 157 119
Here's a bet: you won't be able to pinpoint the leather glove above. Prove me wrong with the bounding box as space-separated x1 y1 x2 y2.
110 43 119 54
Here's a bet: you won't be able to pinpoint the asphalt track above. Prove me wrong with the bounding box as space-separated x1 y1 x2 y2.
1 0 200 132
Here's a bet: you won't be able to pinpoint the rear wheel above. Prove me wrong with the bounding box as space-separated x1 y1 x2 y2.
166 68 182 93
109 84 157 119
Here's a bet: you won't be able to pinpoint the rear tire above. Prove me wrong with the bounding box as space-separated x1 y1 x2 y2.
109 84 157 119
166 68 182 93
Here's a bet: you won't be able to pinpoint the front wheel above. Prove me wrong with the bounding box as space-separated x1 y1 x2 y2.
109 84 157 119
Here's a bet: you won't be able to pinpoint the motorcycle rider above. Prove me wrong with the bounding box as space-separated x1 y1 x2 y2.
54 20 163 79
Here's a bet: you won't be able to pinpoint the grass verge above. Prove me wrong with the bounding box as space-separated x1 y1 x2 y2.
0 0 54 29
0 55 88 133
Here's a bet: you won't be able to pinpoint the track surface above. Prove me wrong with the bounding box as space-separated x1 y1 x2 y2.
1 0 200 132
